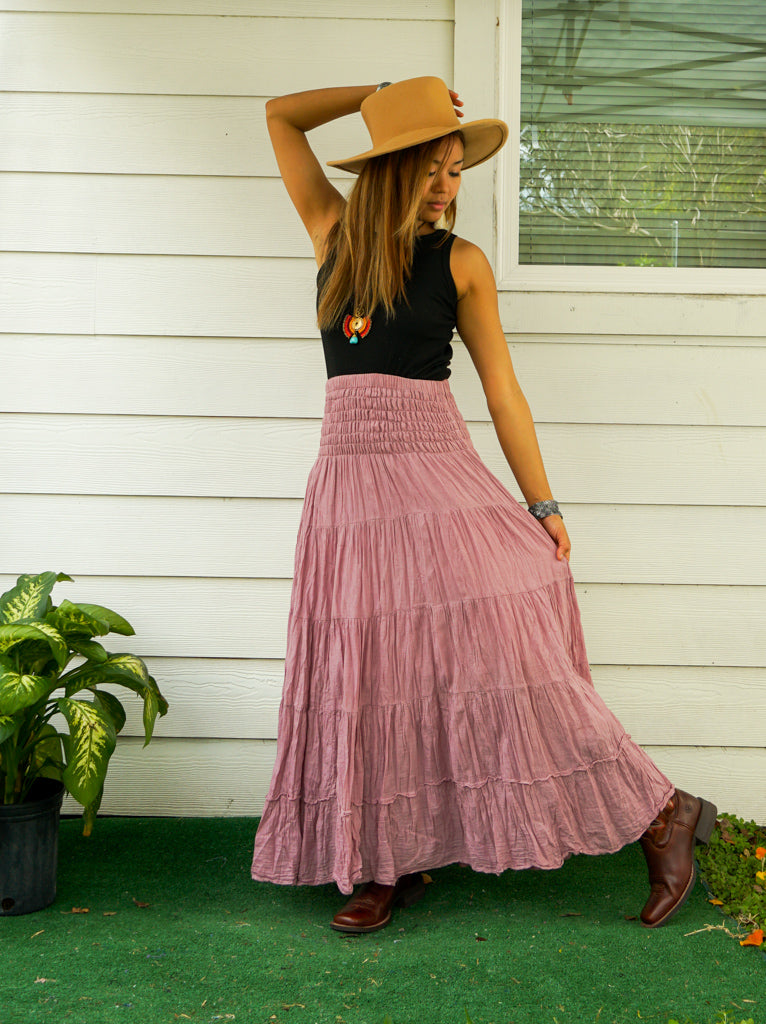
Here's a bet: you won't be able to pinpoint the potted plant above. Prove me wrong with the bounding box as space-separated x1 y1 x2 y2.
0 572 168 915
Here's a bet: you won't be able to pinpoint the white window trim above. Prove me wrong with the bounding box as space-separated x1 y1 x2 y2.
488 0 766 294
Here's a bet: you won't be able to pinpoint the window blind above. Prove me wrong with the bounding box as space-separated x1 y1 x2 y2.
519 0 766 267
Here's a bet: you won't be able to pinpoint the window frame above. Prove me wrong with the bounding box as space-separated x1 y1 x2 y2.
488 0 766 294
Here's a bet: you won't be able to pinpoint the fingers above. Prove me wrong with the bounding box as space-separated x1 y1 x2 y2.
541 516 571 562
558 533 571 561
449 89 464 117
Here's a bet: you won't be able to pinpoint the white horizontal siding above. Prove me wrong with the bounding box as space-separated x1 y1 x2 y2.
2 2 453 21
0 173 331 256
0 13 452 95
1 95 286 175
3 2 764 822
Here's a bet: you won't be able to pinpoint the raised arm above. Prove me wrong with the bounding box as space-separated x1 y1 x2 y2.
265 85 377 264
451 239 571 561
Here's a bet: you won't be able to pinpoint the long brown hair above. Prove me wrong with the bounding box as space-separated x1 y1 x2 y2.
317 131 464 331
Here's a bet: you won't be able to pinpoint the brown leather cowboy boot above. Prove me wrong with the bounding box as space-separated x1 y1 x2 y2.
639 789 717 928
330 873 426 933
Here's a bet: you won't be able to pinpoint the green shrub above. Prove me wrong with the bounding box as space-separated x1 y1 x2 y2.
696 814 766 931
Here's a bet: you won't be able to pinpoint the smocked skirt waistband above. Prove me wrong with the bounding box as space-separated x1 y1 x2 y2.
319 372 473 456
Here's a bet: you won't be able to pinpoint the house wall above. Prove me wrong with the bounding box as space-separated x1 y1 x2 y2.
2 1 764 823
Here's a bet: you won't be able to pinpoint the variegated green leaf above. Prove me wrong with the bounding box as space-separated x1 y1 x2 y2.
0 714 19 744
93 690 127 734
69 638 109 664
46 599 111 641
30 724 63 779
141 688 164 746
57 697 116 807
0 668 53 715
65 652 150 694
0 621 68 669
64 654 167 742
81 783 104 836
0 572 71 625
74 604 135 637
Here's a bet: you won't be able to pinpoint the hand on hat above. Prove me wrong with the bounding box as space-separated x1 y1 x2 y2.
449 89 464 118
328 79 507 173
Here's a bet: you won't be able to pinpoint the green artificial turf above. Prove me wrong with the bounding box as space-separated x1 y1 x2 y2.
1 817 762 1024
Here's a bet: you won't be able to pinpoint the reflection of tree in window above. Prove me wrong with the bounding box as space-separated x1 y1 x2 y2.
519 0 766 268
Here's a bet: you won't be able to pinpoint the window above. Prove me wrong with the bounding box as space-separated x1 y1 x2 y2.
497 0 766 289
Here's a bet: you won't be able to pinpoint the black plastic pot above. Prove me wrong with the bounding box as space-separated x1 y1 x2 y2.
0 778 65 916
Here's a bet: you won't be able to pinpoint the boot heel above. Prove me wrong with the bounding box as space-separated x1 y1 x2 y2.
694 799 717 845
394 874 426 909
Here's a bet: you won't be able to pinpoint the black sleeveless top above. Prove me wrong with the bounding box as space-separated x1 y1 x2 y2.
317 229 458 380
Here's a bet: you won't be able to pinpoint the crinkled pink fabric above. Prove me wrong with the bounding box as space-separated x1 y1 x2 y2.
251 373 673 894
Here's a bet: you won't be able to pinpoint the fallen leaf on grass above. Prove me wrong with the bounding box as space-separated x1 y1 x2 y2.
708 898 724 906
34 978 56 984
559 912 582 917
132 898 151 908
739 929 764 947
103 912 117 917
475 934 487 941
30 930 44 938
61 907 89 914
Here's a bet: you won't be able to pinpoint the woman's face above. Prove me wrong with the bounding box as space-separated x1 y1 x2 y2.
417 136 464 230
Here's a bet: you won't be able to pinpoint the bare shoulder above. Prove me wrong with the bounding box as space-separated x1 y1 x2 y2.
449 236 496 301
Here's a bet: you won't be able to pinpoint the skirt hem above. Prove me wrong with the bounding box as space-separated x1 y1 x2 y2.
251 780 674 895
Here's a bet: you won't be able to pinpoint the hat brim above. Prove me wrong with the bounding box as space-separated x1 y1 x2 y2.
327 118 508 175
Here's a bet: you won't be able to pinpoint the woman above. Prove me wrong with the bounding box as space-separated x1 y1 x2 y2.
250 77 716 934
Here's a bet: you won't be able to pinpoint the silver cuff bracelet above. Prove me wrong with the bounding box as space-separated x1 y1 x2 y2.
528 500 562 520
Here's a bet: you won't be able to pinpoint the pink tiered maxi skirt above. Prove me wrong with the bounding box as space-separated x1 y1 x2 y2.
251 372 673 895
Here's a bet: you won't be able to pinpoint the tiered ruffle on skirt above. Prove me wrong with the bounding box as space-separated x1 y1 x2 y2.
251 372 673 894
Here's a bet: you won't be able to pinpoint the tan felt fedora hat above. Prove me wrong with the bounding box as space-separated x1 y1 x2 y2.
327 76 509 174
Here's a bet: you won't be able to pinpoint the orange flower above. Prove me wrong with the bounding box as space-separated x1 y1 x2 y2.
755 846 766 860
740 929 764 947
